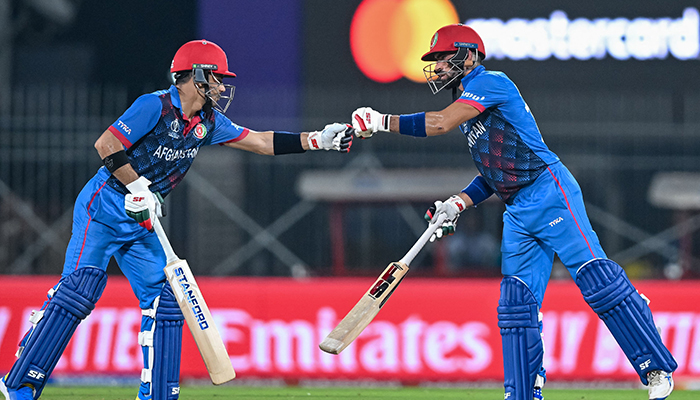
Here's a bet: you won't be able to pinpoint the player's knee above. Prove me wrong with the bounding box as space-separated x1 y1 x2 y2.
498 276 539 328
156 283 184 322
574 258 634 314
52 267 108 318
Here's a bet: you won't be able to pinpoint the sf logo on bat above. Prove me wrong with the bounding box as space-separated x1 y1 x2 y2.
368 263 404 301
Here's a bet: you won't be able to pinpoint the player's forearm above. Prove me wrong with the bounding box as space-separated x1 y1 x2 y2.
226 130 310 155
95 130 139 185
384 112 458 137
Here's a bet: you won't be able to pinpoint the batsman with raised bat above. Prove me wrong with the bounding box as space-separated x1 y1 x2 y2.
351 24 676 400
0 39 352 400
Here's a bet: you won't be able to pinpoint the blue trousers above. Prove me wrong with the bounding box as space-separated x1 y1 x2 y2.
501 162 606 305
62 168 167 308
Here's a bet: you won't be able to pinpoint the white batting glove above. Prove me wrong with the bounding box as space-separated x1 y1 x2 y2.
307 123 353 152
424 195 467 242
125 177 165 232
352 107 390 138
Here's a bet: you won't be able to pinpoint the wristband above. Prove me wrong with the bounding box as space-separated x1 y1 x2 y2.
102 150 129 173
273 131 306 155
461 175 494 206
398 112 427 137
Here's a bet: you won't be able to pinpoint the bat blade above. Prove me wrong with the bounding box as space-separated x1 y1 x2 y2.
319 261 408 354
164 259 236 384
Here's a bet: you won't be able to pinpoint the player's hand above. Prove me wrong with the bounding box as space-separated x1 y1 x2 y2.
424 195 467 242
352 107 390 138
125 177 165 232
307 123 353 152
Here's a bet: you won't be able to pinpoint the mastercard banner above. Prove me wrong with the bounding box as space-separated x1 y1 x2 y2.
350 0 459 83
1 276 699 385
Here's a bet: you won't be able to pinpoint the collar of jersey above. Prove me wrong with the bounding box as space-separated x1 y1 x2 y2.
168 85 182 109
460 65 486 88
168 85 204 121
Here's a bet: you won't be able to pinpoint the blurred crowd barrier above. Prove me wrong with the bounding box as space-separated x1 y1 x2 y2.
1 276 699 386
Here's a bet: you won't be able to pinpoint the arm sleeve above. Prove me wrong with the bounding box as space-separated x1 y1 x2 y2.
107 94 162 148
205 111 250 146
456 73 510 112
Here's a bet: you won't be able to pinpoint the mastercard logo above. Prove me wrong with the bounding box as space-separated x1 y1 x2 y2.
350 0 459 83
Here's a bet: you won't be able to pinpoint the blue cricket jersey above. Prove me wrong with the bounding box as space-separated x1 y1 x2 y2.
457 66 559 204
105 85 249 197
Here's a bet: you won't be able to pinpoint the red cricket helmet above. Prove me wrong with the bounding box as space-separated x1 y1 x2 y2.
421 24 486 62
170 39 236 77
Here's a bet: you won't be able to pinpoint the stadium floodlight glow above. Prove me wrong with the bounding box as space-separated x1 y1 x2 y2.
466 7 699 61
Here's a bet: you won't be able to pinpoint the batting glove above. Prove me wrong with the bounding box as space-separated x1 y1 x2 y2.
352 107 390 138
125 177 165 232
307 123 353 152
424 195 467 242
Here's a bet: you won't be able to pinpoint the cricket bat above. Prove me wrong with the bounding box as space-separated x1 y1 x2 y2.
153 218 236 385
319 213 447 355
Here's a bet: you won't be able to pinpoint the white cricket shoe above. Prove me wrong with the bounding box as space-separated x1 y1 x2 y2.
533 374 545 400
647 370 673 400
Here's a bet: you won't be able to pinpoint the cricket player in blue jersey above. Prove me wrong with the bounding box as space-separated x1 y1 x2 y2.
0 39 352 400
351 24 676 400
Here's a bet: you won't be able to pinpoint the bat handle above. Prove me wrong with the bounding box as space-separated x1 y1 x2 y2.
399 213 447 266
153 217 179 264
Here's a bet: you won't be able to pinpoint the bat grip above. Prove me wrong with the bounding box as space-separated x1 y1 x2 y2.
153 217 179 264
399 213 447 266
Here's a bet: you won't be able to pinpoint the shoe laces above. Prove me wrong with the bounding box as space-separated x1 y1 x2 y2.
647 370 664 386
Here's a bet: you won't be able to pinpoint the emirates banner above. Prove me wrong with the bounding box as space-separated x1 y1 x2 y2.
1 276 699 384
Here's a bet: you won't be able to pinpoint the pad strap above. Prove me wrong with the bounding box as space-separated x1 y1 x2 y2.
498 277 544 400
576 258 677 384
5 267 107 398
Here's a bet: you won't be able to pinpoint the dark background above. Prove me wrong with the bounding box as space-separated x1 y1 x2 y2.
3 0 700 279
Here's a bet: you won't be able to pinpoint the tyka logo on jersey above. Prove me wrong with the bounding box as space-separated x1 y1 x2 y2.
117 120 132 135
368 263 403 299
462 92 485 102
549 217 563 227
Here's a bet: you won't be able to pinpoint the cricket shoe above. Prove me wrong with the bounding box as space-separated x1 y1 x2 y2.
647 370 673 400
0 375 34 400
533 374 545 400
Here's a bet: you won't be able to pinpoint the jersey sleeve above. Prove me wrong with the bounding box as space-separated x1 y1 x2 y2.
107 94 162 149
456 73 510 113
205 111 250 146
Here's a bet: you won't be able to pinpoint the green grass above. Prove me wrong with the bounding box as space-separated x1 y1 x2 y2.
38 386 697 399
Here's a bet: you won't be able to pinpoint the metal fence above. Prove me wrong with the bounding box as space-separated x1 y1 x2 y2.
2 84 700 280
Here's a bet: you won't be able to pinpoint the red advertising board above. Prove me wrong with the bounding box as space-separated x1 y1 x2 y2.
1 276 699 385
